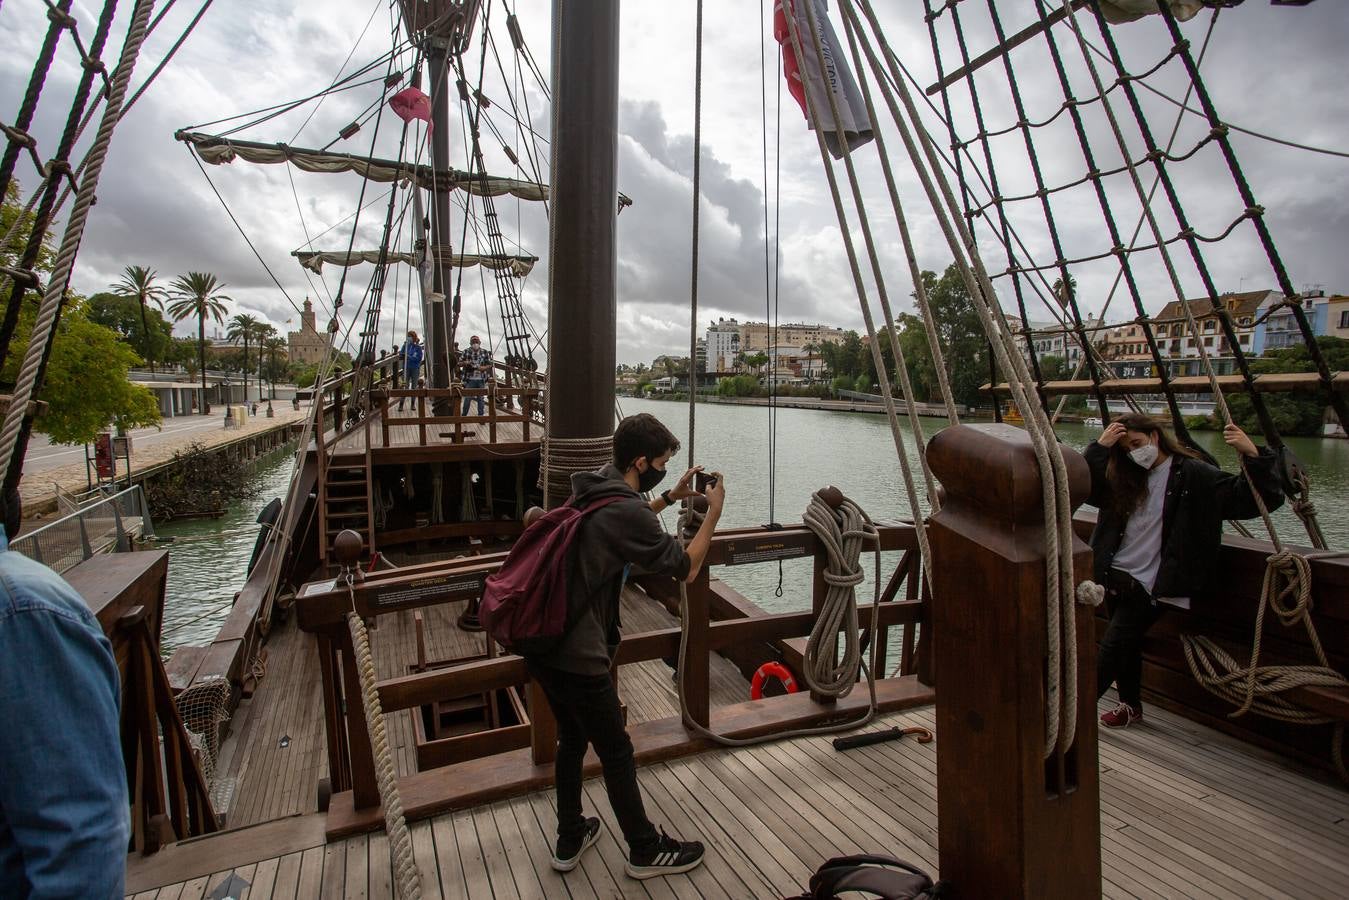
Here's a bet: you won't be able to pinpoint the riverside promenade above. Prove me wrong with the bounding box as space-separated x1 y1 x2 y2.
20 406 307 518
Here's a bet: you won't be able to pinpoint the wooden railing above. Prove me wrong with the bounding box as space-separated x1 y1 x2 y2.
63 551 219 854
295 520 932 837
377 384 541 447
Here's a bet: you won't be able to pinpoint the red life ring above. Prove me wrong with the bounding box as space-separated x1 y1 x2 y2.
750 661 799 700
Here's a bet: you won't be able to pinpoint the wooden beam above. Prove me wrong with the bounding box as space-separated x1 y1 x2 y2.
373 601 924 712
982 370 1349 397
926 1 1089 96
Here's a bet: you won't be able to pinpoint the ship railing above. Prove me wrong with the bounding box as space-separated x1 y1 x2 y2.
377 383 541 447
294 518 933 837
10 484 155 574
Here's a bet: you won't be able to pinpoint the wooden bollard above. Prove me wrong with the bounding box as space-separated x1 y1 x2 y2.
926 424 1100 898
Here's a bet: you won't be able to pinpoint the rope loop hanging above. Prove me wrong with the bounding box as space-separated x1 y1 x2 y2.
801 490 880 697
342 570 423 899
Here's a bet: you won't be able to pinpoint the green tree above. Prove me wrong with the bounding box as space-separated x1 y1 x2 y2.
263 335 288 398
1228 337 1349 437
914 265 990 408
112 265 168 371
891 314 939 403
168 273 232 408
1 180 56 276
87 291 173 371
1 297 160 443
226 313 262 401
1039 354 1069 381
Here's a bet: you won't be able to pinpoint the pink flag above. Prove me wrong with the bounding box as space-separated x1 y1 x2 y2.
389 87 433 133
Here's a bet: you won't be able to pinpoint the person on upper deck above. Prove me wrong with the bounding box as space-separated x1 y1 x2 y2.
1084 412 1284 729
460 335 492 417
397 331 423 412
0 488 128 897
525 413 722 880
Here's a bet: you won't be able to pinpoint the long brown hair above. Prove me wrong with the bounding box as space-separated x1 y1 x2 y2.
1104 412 1198 520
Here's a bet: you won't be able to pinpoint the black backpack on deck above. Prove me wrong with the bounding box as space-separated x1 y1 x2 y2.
789 854 944 900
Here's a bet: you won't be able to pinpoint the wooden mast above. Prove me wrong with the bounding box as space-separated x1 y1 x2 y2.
543 0 620 503
399 1 480 411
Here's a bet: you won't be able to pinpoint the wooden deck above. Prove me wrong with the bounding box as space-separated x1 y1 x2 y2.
127 701 1349 898
212 583 750 829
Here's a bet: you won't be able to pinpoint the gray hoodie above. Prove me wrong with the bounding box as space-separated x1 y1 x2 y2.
527 464 690 675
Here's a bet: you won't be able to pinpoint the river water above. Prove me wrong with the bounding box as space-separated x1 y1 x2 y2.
158 398 1349 653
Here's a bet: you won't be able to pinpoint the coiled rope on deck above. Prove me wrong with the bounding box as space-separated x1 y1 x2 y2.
344 571 422 899
1180 551 1348 782
674 489 882 747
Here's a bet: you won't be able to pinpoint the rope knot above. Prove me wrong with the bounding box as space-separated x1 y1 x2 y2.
1076 581 1106 607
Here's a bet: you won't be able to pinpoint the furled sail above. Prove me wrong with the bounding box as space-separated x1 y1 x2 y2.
176 131 632 207
292 249 536 277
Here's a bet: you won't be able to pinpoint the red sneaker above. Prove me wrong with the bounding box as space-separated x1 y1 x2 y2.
1100 702 1142 729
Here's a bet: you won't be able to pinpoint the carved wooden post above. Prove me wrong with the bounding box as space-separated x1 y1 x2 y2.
927 424 1100 898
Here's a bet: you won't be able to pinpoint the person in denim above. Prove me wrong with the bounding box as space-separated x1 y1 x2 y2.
0 490 128 897
460 335 491 416
397 331 424 412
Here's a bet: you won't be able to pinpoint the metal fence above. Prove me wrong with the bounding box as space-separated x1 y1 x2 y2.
11 485 156 574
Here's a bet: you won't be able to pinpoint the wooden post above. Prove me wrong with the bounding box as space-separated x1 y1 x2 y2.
530 679 558 765
809 544 837 705
338 626 383 811
926 423 1100 898
682 568 711 728
318 633 351 793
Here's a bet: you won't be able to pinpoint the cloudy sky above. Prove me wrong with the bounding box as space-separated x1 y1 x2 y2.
1 0 1345 367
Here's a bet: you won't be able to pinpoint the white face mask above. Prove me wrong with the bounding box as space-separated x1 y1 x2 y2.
1128 443 1159 469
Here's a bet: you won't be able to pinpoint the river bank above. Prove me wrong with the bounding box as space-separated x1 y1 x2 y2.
20 407 305 521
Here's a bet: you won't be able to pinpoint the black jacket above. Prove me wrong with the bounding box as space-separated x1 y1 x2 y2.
526 465 690 675
1084 442 1285 600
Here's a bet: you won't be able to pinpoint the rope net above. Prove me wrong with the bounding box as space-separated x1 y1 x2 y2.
913 0 1344 773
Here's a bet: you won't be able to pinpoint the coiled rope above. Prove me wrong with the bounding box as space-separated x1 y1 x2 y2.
539 434 611 508
343 570 422 899
674 489 881 747
1180 551 1348 783
800 492 879 697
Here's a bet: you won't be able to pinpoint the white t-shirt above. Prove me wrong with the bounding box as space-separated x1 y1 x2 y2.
1112 455 1173 597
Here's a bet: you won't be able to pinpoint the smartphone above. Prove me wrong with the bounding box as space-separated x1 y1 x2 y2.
695 471 718 493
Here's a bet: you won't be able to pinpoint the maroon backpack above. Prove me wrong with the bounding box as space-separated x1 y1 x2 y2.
480 495 624 655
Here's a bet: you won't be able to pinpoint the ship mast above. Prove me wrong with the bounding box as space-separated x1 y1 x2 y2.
400 1 483 409
543 0 620 501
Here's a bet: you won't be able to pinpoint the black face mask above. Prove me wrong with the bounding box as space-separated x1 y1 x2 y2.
632 459 667 493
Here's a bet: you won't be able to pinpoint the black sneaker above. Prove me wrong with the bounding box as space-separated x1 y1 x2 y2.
552 817 601 872
625 827 704 880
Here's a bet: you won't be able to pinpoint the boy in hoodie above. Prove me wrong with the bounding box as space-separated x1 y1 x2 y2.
526 413 724 880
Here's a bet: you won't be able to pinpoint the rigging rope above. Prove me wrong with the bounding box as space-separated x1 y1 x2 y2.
686 0 704 469
0 0 74 208
850 0 1084 756
343 570 423 899
0 0 120 365
0 0 151 497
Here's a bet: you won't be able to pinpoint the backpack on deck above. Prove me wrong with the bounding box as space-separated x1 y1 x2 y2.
480 495 624 655
788 854 944 900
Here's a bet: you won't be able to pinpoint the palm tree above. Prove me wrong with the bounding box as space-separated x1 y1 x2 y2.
263 335 287 399
168 272 232 412
227 313 262 401
255 323 277 400
113 265 167 371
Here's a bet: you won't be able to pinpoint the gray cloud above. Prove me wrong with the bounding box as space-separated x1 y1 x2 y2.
0 0 1344 367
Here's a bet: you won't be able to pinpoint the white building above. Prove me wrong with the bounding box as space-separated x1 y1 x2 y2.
705 318 741 374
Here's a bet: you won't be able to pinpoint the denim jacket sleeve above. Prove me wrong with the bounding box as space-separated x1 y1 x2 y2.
0 549 128 899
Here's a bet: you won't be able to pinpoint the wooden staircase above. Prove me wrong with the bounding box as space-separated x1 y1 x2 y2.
320 455 374 562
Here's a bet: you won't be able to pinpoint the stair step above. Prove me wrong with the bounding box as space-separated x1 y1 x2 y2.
325 511 369 520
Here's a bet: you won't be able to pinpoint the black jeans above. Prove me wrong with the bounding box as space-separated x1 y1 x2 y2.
527 662 659 855
1096 570 1165 709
